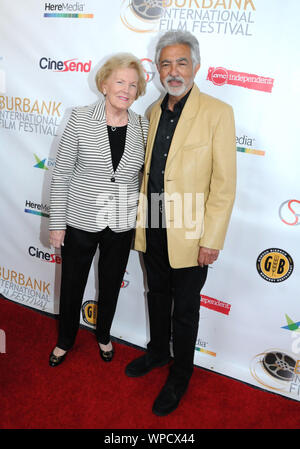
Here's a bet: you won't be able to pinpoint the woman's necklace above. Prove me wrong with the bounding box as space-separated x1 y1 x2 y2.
106 111 128 132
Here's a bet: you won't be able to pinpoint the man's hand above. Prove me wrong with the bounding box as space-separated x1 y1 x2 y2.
49 230 66 249
198 246 219 267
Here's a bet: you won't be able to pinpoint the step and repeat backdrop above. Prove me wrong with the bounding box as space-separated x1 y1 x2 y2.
1 0 300 400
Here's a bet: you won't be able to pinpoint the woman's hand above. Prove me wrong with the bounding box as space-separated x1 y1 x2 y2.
49 230 66 249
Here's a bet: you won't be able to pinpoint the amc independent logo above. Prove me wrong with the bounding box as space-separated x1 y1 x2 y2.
256 248 294 283
200 294 231 315
207 67 274 93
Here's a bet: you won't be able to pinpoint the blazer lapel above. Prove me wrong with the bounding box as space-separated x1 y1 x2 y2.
144 102 162 174
91 99 114 175
165 84 200 173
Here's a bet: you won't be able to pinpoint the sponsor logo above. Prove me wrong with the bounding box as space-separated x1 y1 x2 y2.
195 337 216 357
236 134 265 156
33 154 55 170
256 248 294 283
28 246 62 264
82 300 98 326
200 294 231 315
141 58 156 83
0 96 61 136
0 266 51 311
81 274 129 327
207 67 274 93
120 0 164 33
250 349 300 398
281 314 300 333
39 57 92 73
43 2 93 18
24 200 50 218
279 200 300 226
121 0 256 36
121 271 130 288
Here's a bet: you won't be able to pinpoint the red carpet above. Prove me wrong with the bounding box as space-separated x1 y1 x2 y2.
0 296 299 430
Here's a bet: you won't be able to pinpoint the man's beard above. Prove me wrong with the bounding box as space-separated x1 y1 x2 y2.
162 75 189 96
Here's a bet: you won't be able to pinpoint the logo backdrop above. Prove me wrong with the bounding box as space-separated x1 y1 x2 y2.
1 0 300 401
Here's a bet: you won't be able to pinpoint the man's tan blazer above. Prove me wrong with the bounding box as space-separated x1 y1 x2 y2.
134 84 236 268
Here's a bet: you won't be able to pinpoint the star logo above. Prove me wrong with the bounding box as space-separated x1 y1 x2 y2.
281 314 300 333
33 154 48 170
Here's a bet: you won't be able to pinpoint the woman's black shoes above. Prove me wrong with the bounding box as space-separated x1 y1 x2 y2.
99 343 114 362
49 349 68 367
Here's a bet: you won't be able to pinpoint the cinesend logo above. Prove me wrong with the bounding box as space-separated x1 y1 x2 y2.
39 57 91 72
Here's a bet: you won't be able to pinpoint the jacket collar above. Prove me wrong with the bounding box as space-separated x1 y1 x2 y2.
153 83 201 120
91 98 139 127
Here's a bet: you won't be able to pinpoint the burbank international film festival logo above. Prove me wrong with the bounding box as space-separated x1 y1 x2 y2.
0 266 51 311
0 96 62 136
250 349 300 397
256 248 294 283
121 0 257 35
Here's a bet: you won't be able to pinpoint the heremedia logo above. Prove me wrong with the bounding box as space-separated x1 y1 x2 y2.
24 200 50 218
44 2 94 18
236 134 265 156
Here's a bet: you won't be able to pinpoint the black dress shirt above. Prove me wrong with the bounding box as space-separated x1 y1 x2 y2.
147 88 192 227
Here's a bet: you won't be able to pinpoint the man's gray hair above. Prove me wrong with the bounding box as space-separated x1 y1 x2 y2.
155 31 201 68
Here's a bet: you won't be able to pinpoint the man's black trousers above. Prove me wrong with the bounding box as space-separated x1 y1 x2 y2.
143 226 208 382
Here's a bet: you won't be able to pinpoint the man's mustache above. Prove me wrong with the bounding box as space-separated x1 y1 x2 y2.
165 75 185 84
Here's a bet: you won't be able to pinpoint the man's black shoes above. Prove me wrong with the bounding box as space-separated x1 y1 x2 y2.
152 377 189 416
125 353 171 377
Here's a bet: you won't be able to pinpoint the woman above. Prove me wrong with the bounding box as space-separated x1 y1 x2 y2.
49 53 148 366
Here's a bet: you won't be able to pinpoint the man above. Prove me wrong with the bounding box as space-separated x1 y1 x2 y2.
125 31 236 416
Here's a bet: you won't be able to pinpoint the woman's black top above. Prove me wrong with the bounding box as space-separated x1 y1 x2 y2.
107 125 127 172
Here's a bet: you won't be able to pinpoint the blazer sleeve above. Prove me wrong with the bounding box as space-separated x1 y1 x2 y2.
49 108 79 230
199 104 237 250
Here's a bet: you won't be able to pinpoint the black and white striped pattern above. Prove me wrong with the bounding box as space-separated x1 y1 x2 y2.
49 99 148 232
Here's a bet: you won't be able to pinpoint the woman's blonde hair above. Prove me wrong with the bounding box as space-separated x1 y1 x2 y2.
96 53 146 99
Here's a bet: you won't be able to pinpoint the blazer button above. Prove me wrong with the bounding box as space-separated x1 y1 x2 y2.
111 177 115 182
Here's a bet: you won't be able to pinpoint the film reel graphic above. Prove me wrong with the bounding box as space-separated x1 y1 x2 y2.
132 0 164 20
250 349 298 393
120 0 165 33
262 351 295 382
